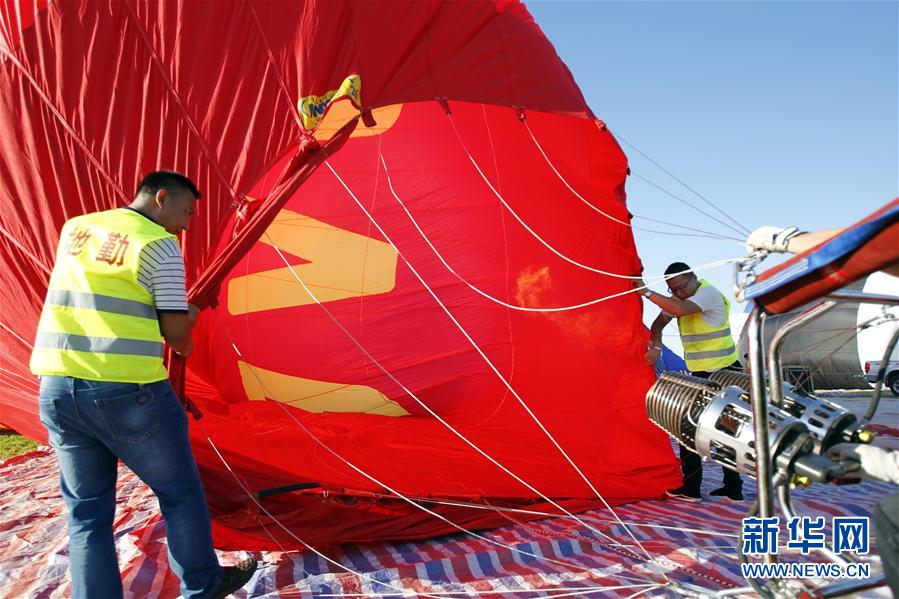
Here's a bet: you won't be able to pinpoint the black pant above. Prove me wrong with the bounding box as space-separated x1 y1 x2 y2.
678 363 743 494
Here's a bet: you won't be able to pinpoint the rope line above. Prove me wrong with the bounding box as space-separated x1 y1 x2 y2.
0 224 53 277
767 314 888 390
632 215 743 243
229 427 734 596
483 497 739 591
448 113 682 280
380 151 740 312
329 157 738 594
122 0 237 200
244 0 307 134
521 118 743 244
0 320 34 349
626 585 665 599
0 47 128 205
0 367 39 387
259 227 671 580
630 172 748 238
614 133 751 235
211 301 637 579
386 494 738 537
324 160 669 575
804 329 872 384
198 423 453 599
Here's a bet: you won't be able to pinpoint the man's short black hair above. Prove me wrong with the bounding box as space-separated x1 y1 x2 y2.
136 170 201 200
664 262 692 277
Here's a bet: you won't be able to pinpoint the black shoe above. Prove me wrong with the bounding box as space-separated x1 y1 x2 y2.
210 556 258 599
710 486 743 502
665 485 702 502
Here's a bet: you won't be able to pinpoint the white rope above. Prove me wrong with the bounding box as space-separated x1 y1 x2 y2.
447 113 672 280
521 118 743 244
632 215 743 243
0 367 39 388
323 160 670 575
205 377 690 596
380 151 740 312
213 364 703 595
197 424 449 599
211 299 651 581
629 171 748 238
625 585 665 599
259 234 668 578
265 228 669 577
614 132 751 236
0 223 54 276
388 495 738 538
0 319 34 349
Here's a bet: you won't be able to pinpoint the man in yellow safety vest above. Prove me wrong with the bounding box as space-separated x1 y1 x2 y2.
30 171 256 599
636 262 744 502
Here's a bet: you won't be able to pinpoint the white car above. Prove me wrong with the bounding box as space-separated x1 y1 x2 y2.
865 359 899 395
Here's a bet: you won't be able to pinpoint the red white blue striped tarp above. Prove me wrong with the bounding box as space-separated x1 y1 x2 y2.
1 443 894 598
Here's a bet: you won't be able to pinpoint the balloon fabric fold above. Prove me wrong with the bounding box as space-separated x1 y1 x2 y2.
0 0 679 547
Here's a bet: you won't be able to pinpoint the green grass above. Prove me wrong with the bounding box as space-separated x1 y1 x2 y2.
0 432 40 461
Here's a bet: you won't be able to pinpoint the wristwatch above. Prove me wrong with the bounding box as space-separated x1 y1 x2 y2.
642 289 653 298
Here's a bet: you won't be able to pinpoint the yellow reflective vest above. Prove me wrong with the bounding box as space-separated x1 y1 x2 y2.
30 208 177 383
677 279 739 372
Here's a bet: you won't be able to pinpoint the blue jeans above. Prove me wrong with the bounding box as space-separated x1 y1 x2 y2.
39 376 223 599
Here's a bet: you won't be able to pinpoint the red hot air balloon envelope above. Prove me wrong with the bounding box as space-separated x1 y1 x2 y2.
0 0 680 548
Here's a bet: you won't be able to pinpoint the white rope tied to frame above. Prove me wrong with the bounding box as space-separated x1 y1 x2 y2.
613 132 752 237
633 214 744 243
212 283 662 583
322 160 672 576
379 151 741 313
520 118 744 244
629 171 750 240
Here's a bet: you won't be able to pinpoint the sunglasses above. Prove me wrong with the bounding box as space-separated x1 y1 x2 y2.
667 277 694 294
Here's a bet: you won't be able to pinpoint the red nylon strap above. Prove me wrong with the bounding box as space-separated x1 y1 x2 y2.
186 118 358 310
167 350 202 419
169 119 359 405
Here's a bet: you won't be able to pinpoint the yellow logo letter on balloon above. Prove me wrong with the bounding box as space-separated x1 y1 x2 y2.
227 208 403 415
227 209 398 314
237 360 408 417
298 74 362 130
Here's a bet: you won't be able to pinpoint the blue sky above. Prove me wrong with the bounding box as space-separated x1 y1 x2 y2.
527 0 898 346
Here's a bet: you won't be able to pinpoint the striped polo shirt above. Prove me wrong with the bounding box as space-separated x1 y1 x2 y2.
124 207 189 313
